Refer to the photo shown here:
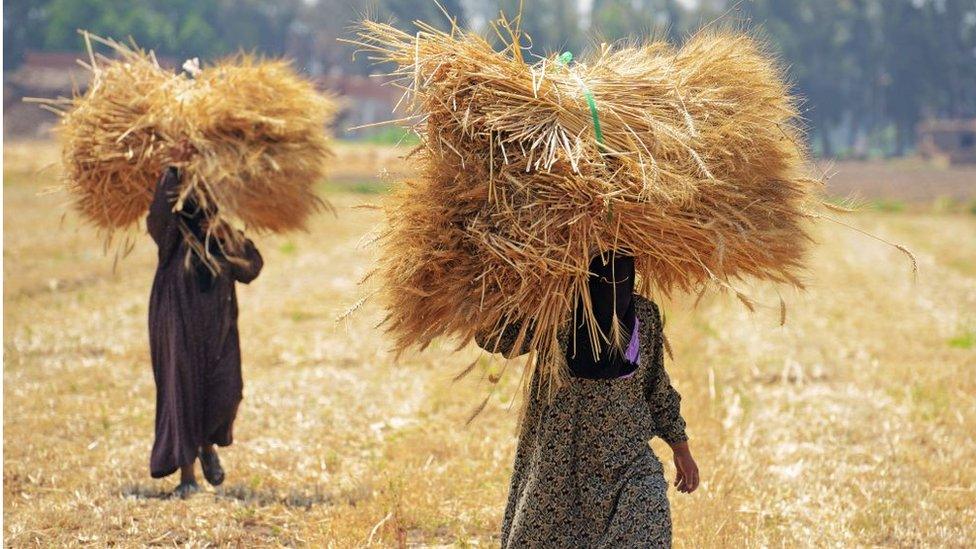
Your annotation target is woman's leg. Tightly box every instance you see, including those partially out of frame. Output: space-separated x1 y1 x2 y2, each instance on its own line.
180 462 196 484
173 460 200 499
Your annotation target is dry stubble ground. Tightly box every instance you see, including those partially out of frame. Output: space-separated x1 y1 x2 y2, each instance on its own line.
3 141 975 547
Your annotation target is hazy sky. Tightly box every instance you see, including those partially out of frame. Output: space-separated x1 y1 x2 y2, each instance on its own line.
577 0 700 11
461 0 702 29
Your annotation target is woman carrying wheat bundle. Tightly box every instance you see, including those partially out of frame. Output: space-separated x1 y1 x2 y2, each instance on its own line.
350 13 834 546
145 162 264 497
476 252 698 546
33 34 334 497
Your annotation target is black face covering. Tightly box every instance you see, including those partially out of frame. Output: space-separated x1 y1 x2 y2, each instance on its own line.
180 203 204 242
175 183 222 288
566 252 637 379
179 195 215 246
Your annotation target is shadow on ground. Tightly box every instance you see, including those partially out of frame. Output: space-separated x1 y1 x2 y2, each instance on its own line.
120 482 337 509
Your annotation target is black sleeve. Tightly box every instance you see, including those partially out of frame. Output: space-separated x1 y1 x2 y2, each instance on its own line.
474 318 535 359
227 238 264 284
146 168 181 245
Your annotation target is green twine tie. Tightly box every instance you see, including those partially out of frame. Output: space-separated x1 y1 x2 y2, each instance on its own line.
558 51 613 221
558 51 604 148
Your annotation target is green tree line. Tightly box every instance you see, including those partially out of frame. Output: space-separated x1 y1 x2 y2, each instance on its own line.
4 0 975 156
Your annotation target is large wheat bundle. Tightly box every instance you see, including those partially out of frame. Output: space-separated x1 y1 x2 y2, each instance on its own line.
352 18 824 386
174 56 336 233
39 35 181 231
35 33 335 241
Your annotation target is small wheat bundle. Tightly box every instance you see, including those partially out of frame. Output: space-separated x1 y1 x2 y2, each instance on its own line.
33 32 335 245
350 17 829 388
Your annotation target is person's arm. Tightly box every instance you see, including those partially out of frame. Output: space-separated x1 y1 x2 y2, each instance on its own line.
645 311 687 444
474 318 535 358
227 238 263 284
146 168 181 246
642 300 699 493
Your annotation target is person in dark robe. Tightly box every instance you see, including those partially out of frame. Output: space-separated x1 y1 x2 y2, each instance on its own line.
476 252 699 546
146 167 263 498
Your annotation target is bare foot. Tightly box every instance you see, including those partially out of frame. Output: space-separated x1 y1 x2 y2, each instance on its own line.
172 480 200 499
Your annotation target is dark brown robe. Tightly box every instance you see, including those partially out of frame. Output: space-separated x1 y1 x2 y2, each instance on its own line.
146 168 263 478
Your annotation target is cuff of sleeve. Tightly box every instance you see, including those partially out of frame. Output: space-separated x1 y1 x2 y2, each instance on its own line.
658 427 688 446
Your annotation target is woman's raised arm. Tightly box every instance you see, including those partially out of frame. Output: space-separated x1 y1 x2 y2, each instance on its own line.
147 168 181 248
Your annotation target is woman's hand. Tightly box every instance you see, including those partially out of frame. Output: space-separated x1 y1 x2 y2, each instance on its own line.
669 441 699 493
171 139 196 163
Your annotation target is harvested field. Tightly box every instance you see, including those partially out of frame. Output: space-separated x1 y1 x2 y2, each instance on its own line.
3 140 975 546
825 159 976 207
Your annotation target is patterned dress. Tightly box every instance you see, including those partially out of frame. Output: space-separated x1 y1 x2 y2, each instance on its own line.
499 296 687 548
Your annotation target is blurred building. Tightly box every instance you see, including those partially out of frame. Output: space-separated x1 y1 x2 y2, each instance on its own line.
917 118 976 165
316 72 401 138
3 50 178 138
4 50 400 139
4 51 86 137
